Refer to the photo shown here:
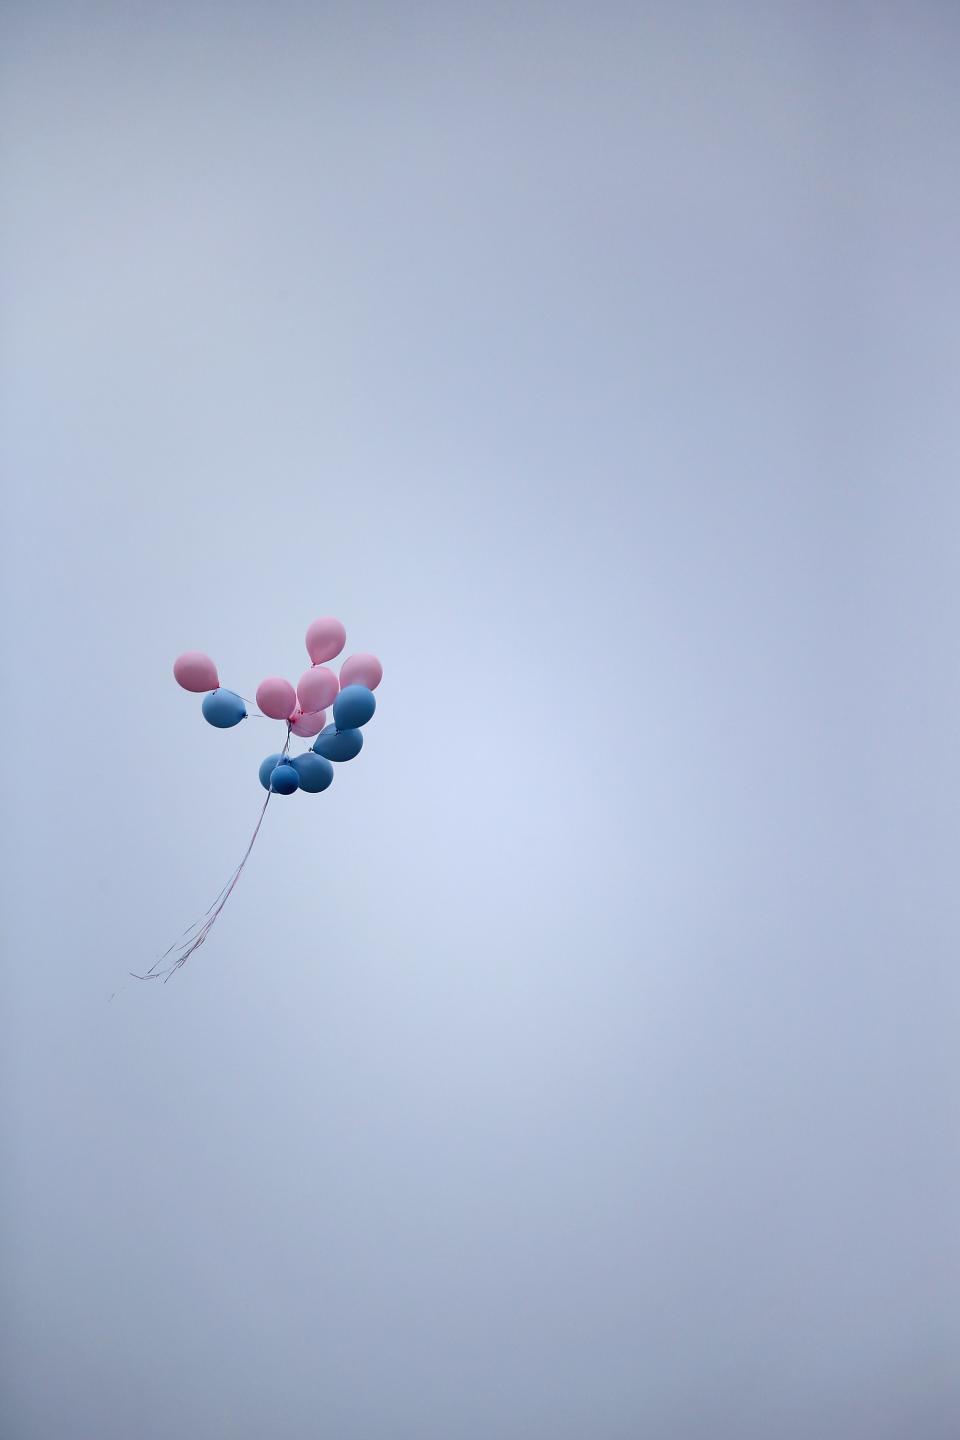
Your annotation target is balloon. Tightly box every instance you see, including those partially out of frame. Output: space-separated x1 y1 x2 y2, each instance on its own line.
313 725 363 762
305 616 346 665
256 677 297 720
173 652 219 693
297 666 339 713
258 753 285 790
339 653 383 691
333 684 376 730
270 763 300 795
291 753 334 793
159 609 385 979
290 708 327 738
201 689 246 728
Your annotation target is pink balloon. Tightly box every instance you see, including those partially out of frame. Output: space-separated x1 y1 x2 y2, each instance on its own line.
290 707 327 737
256 677 297 720
339 653 383 691
297 666 339 713
305 616 346 665
173 651 219 693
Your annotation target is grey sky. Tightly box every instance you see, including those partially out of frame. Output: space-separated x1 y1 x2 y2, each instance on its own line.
1 3 959 1436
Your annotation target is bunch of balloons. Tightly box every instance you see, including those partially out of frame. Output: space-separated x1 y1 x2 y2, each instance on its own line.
136 616 381 983
172 615 382 797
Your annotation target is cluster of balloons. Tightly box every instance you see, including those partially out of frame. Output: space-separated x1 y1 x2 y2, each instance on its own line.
173 616 382 797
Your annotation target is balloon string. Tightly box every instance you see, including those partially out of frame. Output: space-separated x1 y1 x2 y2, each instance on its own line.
237 695 280 720
133 726 291 983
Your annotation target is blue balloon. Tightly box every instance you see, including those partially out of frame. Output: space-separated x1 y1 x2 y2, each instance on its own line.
291 753 334 793
258 753 285 790
333 684 376 730
313 725 363 762
270 763 300 795
202 689 246 729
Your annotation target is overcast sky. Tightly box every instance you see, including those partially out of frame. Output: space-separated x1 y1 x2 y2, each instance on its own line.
1 3 959 1437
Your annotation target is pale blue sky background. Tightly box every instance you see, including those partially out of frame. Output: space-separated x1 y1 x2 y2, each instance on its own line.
1 3 959 1436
